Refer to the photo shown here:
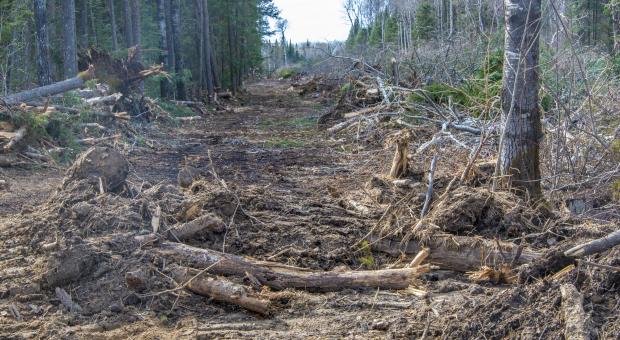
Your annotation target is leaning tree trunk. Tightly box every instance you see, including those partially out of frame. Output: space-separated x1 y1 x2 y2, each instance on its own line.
62 0 78 79
499 0 543 199
34 0 52 86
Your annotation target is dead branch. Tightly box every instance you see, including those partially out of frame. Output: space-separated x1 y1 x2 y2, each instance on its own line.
564 230 620 257
420 155 438 218
167 214 225 241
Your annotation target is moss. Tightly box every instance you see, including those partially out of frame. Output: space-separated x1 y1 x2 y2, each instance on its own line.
278 67 298 79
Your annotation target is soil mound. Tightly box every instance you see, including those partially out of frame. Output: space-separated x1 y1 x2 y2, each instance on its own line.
63 146 129 192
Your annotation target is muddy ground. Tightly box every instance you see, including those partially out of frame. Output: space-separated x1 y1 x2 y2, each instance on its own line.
0 80 618 339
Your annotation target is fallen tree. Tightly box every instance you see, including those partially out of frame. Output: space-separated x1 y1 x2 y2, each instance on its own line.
156 241 429 291
1 67 95 106
369 234 542 272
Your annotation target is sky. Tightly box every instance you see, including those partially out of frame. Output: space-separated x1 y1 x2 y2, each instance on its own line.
271 0 351 43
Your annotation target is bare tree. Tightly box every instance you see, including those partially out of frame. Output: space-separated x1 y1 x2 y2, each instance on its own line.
498 0 543 199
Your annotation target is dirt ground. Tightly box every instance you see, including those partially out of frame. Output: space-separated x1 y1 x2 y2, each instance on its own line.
1 80 618 339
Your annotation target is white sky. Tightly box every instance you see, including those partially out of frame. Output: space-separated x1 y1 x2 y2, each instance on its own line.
271 0 351 43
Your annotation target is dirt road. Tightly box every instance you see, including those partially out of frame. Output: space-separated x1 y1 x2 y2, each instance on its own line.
0 80 472 339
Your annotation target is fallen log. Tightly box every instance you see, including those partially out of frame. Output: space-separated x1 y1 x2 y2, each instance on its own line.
1 66 95 105
170 266 271 315
369 234 542 272
167 214 224 241
157 241 429 291
560 283 590 340
564 230 620 258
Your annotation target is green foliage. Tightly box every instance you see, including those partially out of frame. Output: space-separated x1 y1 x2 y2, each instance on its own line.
278 67 298 79
358 240 375 267
413 2 436 40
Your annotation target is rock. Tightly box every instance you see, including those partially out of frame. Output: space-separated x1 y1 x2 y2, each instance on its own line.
0 179 9 190
71 201 95 219
178 165 201 188
63 146 129 192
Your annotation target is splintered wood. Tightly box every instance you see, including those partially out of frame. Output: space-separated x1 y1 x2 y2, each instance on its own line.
389 131 410 179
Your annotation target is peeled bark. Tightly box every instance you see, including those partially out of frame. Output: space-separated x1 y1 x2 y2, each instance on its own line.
62 0 78 79
34 0 52 86
499 0 543 198
157 242 429 291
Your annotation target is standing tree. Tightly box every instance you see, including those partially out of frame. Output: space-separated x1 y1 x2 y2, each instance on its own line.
108 0 119 50
79 0 89 48
34 0 52 86
62 0 78 78
123 0 133 47
498 0 543 199
202 0 215 100
130 0 141 62
157 0 170 97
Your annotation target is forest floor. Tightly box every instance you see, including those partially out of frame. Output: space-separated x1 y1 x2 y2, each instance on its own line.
0 80 618 339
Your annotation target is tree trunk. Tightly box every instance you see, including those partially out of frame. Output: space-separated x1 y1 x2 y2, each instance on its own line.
34 0 52 86
203 0 215 101
62 0 79 79
499 0 543 199
108 0 119 50
170 0 185 99
80 0 89 49
157 241 429 291
195 0 205 89
122 0 133 47
157 0 170 98
130 0 141 62
2 67 95 105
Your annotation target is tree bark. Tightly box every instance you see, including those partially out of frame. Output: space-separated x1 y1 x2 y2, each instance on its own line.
564 230 620 258
170 0 185 99
80 0 89 48
170 266 271 315
202 0 215 100
108 0 119 50
62 0 79 79
34 0 52 86
156 241 429 291
157 0 170 97
369 234 542 272
130 0 141 63
499 0 543 199
1 67 95 105
195 0 205 89
122 0 133 47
